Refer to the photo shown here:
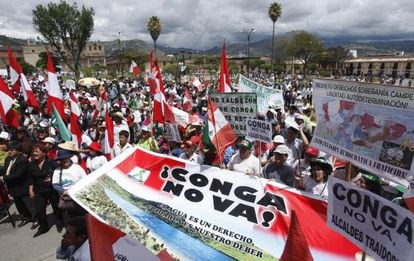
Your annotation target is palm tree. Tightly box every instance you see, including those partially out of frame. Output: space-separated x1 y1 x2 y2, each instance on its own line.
147 16 162 58
268 2 282 80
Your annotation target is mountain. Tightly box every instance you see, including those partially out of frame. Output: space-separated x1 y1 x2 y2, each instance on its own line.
2 33 414 58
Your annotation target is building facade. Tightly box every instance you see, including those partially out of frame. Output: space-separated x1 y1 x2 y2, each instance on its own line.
344 56 414 78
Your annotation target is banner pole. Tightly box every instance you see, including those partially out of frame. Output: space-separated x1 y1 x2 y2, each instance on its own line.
346 162 352 182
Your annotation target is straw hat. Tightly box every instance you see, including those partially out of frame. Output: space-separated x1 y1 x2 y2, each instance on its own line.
57 141 78 152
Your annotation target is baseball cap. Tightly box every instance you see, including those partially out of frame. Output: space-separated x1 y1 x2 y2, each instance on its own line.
42 137 56 145
274 145 289 155
273 135 285 144
305 146 319 157
239 140 253 150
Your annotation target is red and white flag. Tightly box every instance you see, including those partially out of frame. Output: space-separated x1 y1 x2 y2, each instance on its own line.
206 98 236 157
218 43 232 93
7 47 40 110
192 77 203 92
69 91 83 148
0 76 20 128
46 52 66 121
129 60 140 76
86 214 170 261
182 89 193 112
104 111 114 160
150 61 175 124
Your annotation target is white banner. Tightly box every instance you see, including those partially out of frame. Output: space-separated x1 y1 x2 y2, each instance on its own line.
328 177 414 261
165 123 181 143
210 92 257 134
245 119 272 143
312 79 414 186
238 75 284 113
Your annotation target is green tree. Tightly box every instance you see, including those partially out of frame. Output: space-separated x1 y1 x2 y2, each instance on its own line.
33 0 94 78
120 50 147 73
147 16 162 57
287 31 323 78
268 2 282 76
18 59 36 75
36 51 59 69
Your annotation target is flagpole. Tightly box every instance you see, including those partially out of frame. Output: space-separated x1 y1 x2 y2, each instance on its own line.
207 98 224 166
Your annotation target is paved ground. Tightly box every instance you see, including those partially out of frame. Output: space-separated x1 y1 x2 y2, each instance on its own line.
0 203 63 261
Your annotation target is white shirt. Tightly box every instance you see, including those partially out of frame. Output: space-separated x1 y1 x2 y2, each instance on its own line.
113 143 133 157
113 121 130 144
179 152 203 165
228 153 260 176
52 164 87 190
303 176 328 198
86 155 108 172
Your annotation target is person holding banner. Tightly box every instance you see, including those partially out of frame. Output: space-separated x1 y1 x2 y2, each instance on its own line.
228 140 260 176
179 140 203 165
296 158 332 198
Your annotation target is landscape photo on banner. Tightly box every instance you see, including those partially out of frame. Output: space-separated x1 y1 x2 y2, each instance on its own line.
69 147 359 261
238 75 284 113
328 177 414 261
210 92 257 134
311 79 414 186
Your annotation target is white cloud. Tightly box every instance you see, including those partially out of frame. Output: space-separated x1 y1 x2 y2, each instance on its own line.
0 0 413 49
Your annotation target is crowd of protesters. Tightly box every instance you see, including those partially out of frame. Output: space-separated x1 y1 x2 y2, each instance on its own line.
0 72 409 259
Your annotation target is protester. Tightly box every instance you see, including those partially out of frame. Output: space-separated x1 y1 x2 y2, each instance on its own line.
228 140 260 176
179 140 203 164
0 141 36 228
113 130 133 157
262 145 295 186
296 157 332 198
30 143 63 237
137 126 159 152
56 216 90 260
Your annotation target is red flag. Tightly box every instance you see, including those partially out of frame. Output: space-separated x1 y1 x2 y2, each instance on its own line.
129 60 140 75
182 89 193 112
46 52 66 121
192 77 203 92
0 76 20 128
218 43 232 93
86 214 160 261
8 47 40 110
7 47 21 93
152 65 176 124
280 211 314 261
70 114 83 148
104 111 114 160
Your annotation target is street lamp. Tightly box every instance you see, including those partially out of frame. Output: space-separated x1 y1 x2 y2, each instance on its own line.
241 28 255 77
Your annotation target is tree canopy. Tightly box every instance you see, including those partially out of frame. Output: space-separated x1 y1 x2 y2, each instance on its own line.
147 16 162 55
287 31 324 77
33 0 94 78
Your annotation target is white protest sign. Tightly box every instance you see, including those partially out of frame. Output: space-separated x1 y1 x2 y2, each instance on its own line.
328 177 414 261
165 123 181 143
172 107 189 126
238 74 284 113
245 119 272 143
209 92 257 134
312 79 414 186
113 235 158 261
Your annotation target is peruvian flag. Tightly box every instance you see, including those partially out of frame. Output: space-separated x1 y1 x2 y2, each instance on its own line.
129 60 140 75
7 47 40 110
203 98 236 158
46 52 66 121
0 76 20 128
69 91 83 148
218 43 232 93
104 111 114 160
151 62 175 124
192 77 203 92
86 214 171 261
182 89 193 112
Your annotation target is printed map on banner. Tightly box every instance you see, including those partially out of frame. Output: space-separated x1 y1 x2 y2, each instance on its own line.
210 92 257 134
312 79 414 186
69 147 359 261
328 177 414 261
238 75 284 113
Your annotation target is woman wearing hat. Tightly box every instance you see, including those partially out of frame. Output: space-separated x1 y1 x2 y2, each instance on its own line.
86 142 107 173
30 143 63 237
296 157 332 198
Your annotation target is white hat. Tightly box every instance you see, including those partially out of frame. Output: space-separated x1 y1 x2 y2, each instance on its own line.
274 145 290 155
42 137 56 144
141 125 150 132
295 113 305 121
39 120 49 128
273 135 285 144
112 111 124 120
0 131 10 140
285 119 300 131
202 107 207 112
269 109 277 115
